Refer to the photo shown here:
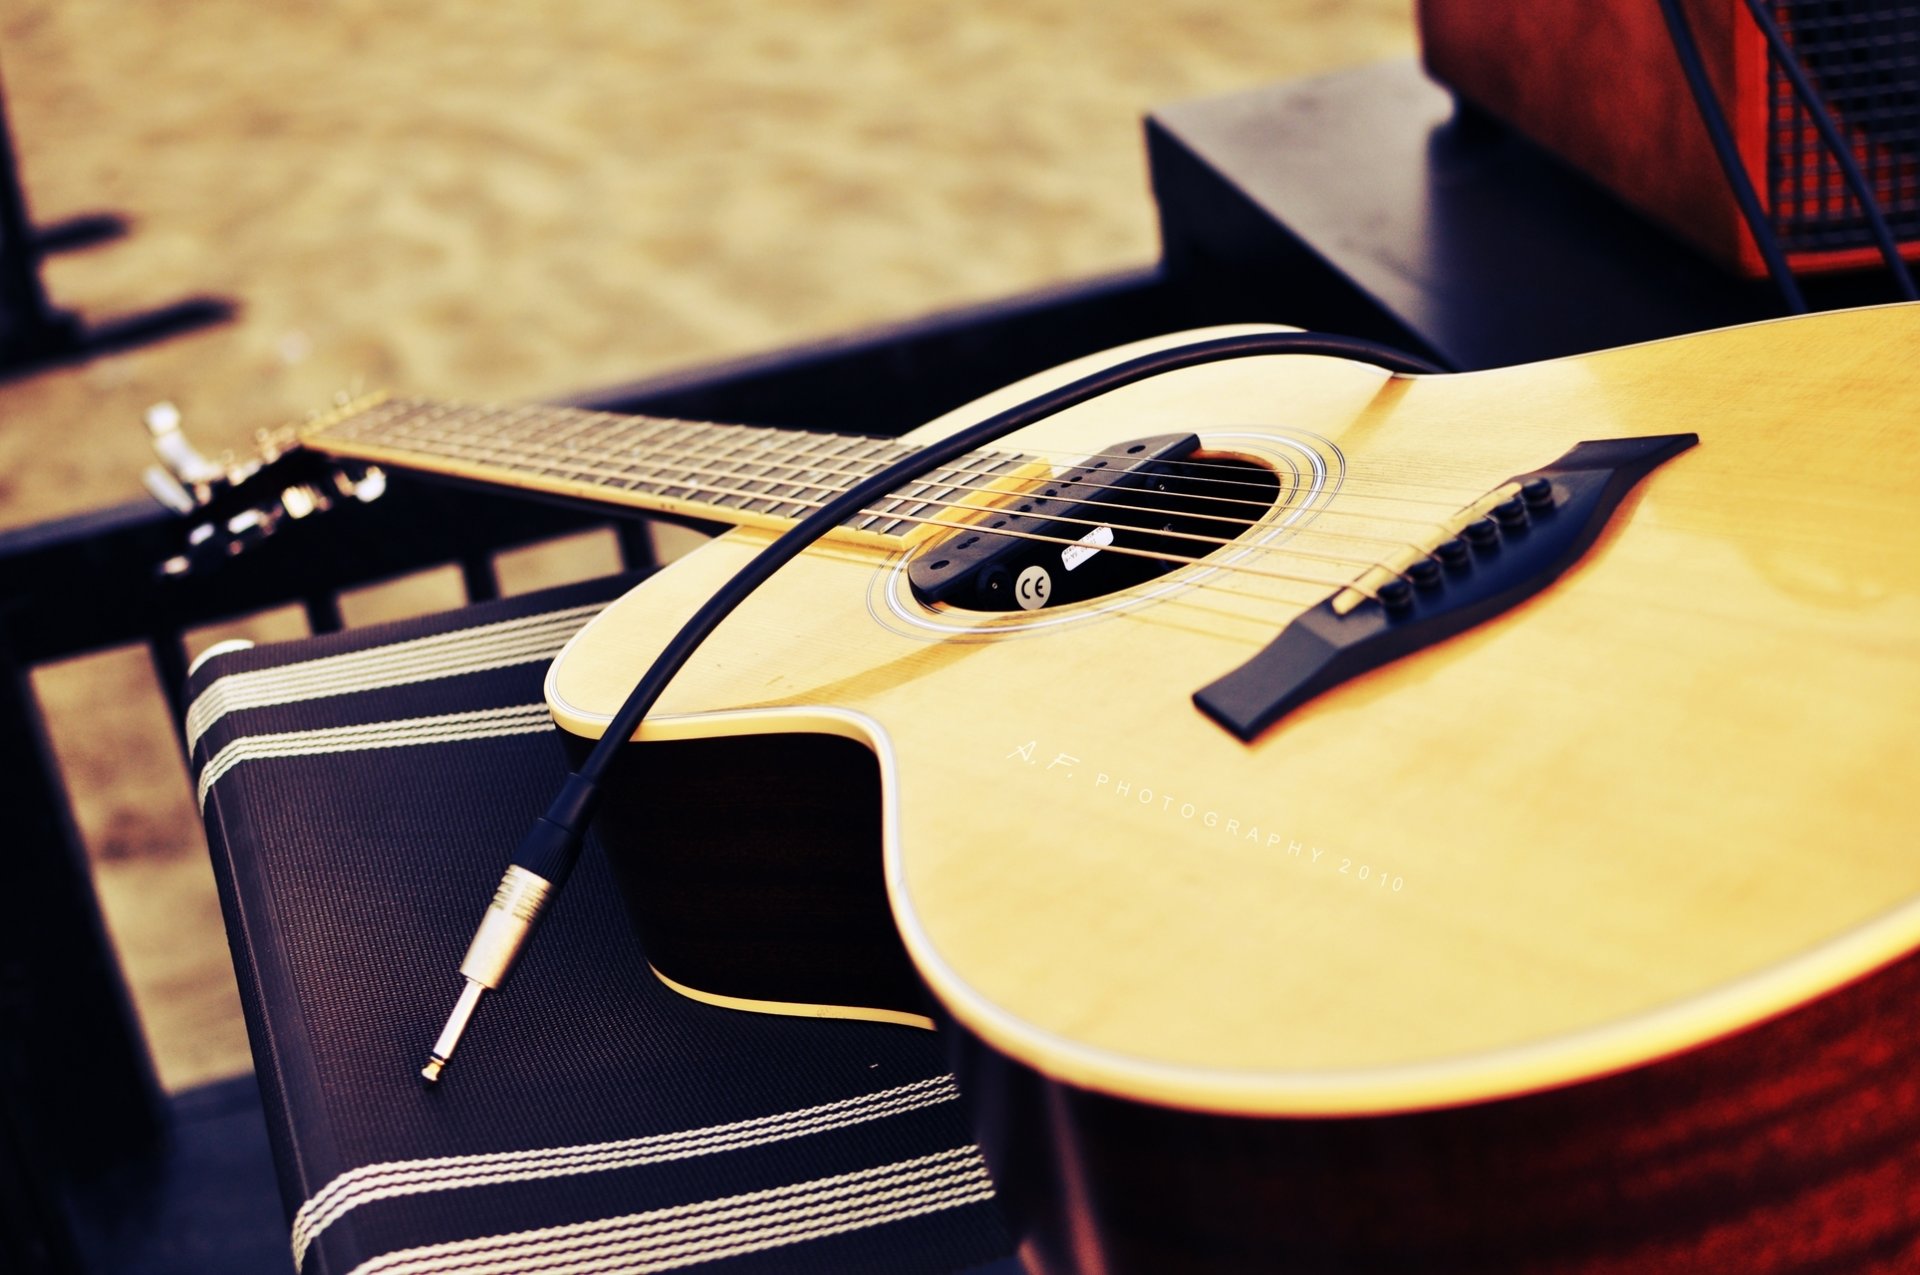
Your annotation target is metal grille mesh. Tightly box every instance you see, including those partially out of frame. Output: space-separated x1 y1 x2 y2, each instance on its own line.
1767 1 1920 252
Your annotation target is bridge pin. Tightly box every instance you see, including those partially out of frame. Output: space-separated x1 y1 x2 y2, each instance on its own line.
1378 579 1414 611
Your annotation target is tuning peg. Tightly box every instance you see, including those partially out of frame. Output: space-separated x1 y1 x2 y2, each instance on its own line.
145 398 378 576
144 400 228 493
282 484 326 519
145 401 182 438
348 466 386 504
143 465 197 515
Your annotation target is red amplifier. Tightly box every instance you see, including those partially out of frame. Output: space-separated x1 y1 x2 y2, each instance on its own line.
1418 0 1920 277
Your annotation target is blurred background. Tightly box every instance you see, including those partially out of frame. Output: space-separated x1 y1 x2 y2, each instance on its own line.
0 0 1412 1091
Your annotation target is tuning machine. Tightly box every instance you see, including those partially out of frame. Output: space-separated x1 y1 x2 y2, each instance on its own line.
144 399 385 577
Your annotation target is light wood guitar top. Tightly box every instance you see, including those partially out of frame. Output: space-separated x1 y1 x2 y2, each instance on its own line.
546 306 1920 1115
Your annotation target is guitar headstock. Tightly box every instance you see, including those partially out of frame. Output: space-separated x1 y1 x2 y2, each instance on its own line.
145 395 389 577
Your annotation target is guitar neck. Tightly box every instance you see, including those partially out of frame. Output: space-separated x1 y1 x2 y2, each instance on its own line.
300 395 1037 549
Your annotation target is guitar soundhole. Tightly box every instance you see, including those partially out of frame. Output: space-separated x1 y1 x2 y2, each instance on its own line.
924 454 1283 613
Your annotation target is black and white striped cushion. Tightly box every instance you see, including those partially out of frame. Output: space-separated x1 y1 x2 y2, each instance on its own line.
191 573 1014 1275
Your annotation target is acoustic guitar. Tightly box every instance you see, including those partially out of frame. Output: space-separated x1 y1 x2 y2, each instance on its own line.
293 306 1920 1272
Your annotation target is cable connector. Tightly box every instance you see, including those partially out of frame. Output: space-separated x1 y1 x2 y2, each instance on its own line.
421 863 555 1083
421 775 598 1083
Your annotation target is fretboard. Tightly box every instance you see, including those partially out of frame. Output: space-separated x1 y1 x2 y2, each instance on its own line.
302 395 1039 546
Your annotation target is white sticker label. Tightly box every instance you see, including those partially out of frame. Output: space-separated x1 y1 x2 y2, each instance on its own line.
1015 565 1053 610
1061 524 1115 572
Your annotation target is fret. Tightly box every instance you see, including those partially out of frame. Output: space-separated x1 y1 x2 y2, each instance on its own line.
464 404 537 445
530 424 864 502
857 465 977 536
794 441 871 495
587 415 676 457
396 412 821 500
769 499 812 521
780 431 842 456
519 406 586 438
787 431 857 460
859 440 915 464
802 435 879 480
497 403 550 434
305 397 1037 541
539 424 590 453
655 466 699 500
572 426 676 473
703 445 765 478
726 485 775 510
386 403 453 441
897 478 948 524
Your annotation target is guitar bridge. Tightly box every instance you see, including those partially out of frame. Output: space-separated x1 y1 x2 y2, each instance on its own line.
1194 433 1698 742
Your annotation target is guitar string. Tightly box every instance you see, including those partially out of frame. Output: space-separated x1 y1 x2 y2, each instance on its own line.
316 407 1547 608
567 415 1489 505
328 429 1516 601
371 430 1445 580
334 399 1509 507
312 423 1380 602
463 422 1464 531
308 406 1580 614
729 498 1368 605
330 434 1470 611
397 432 1454 570
336 411 1501 550
638 423 1480 508
923 442 1484 504
348 412 1479 555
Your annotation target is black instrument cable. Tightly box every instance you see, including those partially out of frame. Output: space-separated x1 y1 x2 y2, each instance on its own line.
1737 0 1918 302
1660 0 1919 311
1656 0 1808 313
422 328 1443 1081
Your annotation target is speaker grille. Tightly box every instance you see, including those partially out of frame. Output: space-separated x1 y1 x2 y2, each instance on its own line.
1768 0 1920 252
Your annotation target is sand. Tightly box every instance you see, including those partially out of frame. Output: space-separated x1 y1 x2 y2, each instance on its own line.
0 0 1414 1089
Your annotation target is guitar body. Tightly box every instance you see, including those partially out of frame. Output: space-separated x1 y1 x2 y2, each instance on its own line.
545 307 1920 1270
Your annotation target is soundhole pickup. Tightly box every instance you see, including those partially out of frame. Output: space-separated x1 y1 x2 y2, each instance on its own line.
1193 434 1699 742
907 433 1282 612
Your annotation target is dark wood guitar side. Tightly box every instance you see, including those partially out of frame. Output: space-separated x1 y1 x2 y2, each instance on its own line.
948 950 1920 1274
